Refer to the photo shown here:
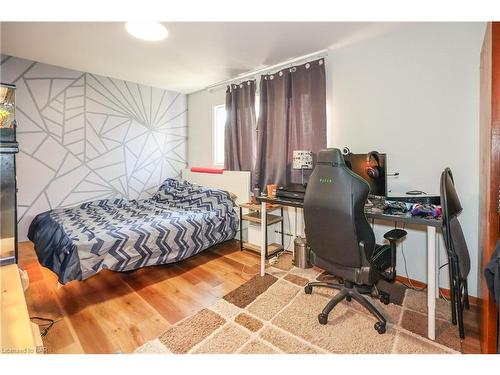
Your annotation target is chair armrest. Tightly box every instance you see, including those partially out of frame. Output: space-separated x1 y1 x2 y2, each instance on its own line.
384 229 407 242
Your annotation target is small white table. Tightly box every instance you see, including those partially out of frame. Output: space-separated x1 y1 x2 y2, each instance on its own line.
257 196 443 341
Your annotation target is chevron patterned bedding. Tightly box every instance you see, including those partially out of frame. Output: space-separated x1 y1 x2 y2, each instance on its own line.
28 178 239 284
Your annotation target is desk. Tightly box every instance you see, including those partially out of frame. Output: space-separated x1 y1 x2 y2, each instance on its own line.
256 196 442 341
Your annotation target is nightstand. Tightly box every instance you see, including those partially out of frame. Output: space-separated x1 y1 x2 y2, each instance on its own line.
238 202 284 258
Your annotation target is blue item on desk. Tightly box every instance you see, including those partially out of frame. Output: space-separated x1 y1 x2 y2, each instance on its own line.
410 203 441 219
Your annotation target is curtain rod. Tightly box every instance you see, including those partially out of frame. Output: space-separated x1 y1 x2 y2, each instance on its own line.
204 49 328 92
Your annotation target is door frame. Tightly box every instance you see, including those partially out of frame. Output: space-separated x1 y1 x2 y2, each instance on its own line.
479 22 500 354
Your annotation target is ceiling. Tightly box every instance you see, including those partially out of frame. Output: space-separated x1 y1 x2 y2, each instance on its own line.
1 22 400 94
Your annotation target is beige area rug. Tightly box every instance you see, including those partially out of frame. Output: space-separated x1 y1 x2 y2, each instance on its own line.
135 254 460 354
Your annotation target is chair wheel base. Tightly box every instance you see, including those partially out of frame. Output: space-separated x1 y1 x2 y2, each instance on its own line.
379 293 390 305
345 295 352 302
374 322 386 334
304 285 312 294
318 313 328 325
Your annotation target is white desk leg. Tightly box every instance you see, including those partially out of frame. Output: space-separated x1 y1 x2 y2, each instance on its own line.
427 225 436 340
260 201 267 276
436 234 440 297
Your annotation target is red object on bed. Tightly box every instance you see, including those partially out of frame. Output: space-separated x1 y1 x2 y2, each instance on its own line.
190 167 224 174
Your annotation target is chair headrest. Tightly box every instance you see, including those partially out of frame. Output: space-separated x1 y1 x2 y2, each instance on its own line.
317 148 345 166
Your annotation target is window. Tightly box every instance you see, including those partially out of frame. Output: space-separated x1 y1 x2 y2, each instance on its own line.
213 104 226 167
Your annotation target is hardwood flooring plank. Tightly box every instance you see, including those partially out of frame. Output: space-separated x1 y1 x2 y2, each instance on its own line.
123 279 187 324
24 279 77 353
175 260 225 287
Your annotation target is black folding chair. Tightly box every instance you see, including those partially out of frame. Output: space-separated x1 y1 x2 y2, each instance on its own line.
440 168 471 338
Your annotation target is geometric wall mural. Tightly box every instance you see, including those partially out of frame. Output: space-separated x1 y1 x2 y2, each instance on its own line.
0 55 187 240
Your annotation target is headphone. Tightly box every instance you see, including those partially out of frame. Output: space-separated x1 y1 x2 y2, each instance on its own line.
366 151 381 179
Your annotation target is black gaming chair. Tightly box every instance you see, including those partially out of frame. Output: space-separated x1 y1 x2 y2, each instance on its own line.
440 168 471 338
303 148 407 334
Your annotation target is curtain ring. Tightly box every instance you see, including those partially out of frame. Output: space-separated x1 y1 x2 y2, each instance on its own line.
240 84 243 88
290 67 297 73
270 75 274 80
305 63 310 69
278 71 283 77
319 59 324 65
247 81 251 85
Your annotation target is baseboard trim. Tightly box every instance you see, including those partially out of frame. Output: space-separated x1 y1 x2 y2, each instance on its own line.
395 275 479 306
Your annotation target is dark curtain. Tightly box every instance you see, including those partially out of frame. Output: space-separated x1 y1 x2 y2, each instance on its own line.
224 80 256 173
255 59 327 188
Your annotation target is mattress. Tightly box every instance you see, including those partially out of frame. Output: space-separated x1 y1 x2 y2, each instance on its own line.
28 178 239 284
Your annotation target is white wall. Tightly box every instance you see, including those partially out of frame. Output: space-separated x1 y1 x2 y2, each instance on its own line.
187 23 486 296
327 23 485 296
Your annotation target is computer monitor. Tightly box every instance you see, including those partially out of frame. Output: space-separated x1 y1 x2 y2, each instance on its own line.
344 152 387 197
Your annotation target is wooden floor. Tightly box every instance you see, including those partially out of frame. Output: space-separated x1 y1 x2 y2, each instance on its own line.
461 306 481 354
19 240 261 354
19 240 481 354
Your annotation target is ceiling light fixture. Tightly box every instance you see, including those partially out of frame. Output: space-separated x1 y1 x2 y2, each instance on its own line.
125 22 168 41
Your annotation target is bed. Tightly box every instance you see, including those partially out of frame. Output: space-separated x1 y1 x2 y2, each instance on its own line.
28 178 239 284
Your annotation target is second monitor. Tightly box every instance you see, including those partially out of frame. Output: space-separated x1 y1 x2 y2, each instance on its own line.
344 152 387 197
